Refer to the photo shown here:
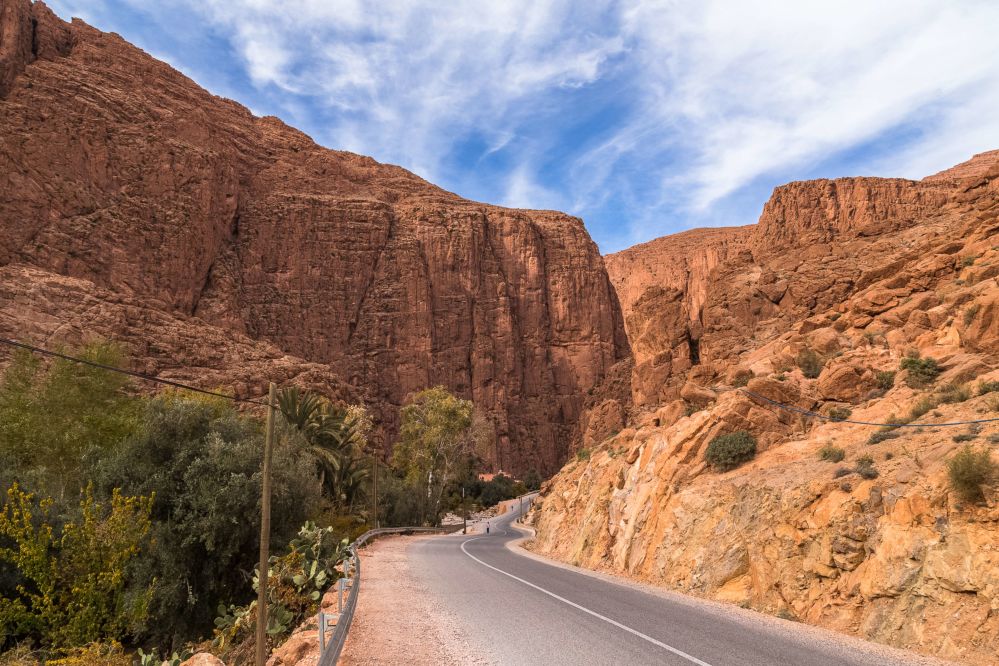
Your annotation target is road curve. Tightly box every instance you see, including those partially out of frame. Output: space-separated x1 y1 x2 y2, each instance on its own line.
408 498 933 666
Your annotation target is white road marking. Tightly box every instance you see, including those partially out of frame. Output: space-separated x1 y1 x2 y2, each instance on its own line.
460 535 713 666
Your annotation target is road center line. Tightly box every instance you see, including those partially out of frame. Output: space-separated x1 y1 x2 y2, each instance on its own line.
460 536 713 666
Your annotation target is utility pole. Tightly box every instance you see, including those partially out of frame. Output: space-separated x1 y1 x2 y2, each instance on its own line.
255 382 277 666
462 486 467 535
372 452 380 529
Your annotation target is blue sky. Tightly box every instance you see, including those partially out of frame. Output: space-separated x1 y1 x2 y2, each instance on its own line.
47 1 999 253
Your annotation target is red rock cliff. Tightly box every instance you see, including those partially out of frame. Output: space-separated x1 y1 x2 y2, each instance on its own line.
0 0 628 474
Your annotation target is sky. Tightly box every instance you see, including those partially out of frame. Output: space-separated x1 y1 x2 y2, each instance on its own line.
46 1 999 253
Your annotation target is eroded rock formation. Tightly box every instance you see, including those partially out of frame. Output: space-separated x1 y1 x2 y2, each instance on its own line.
532 151 999 663
0 0 628 474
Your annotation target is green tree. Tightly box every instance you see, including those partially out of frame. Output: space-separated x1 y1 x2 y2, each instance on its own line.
87 392 320 649
392 387 478 525
277 387 363 502
0 483 153 650
0 343 140 499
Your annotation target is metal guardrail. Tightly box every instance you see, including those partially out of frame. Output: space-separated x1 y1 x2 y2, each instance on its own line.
316 525 463 665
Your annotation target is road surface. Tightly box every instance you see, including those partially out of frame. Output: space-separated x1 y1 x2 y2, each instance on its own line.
409 497 935 666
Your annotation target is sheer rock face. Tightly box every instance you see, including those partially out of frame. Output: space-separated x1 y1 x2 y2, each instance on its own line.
534 152 999 662
0 0 628 474
605 227 750 408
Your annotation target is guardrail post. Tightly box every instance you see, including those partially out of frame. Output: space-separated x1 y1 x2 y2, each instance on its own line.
319 611 326 653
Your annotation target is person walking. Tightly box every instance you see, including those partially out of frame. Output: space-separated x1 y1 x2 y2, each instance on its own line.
486 523 490 534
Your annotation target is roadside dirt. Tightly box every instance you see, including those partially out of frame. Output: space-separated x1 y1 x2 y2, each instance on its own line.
339 535 491 665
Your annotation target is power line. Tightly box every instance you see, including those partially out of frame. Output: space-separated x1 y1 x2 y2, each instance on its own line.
738 387 999 428
0 338 268 406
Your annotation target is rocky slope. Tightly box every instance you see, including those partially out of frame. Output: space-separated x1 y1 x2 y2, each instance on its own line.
0 0 628 473
531 151 999 663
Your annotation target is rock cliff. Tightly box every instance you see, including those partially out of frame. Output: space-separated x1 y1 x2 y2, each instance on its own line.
532 151 999 663
0 0 628 474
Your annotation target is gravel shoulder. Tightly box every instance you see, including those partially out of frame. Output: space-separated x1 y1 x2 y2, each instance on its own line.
339 535 492 665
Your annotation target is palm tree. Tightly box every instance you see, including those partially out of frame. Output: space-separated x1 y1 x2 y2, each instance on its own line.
277 387 360 500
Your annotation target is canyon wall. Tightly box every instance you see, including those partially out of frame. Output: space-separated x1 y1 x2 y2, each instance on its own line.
0 0 628 474
532 152 999 663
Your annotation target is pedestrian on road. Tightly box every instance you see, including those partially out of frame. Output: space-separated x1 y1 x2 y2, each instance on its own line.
486 523 490 534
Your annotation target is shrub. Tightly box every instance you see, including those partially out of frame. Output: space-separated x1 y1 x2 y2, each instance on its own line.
855 456 878 479
705 431 757 471
213 522 350 662
868 431 899 445
953 433 977 443
576 448 591 462
0 342 141 498
900 356 941 388
684 403 700 417
0 483 153 649
732 370 753 388
818 445 845 462
87 393 321 648
774 373 787 382
45 642 132 666
947 445 996 503
938 383 971 404
978 381 999 396
522 469 542 491
796 349 824 379
908 396 938 421
963 303 981 326
827 407 852 422
833 467 852 479
875 370 896 391
961 255 977 267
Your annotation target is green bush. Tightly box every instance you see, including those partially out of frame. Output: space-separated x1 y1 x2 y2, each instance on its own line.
576 448 591 462
947 446 996 503
0 343 141 498
0 483 153 650
88 393 321 648
827 407 852 421
953 433 977 443
818 445 845 462
855 456 878 479
900 356 941 388
833 467 852 479
796 349 824 379
875 370 896 391
978 381 999 395
868 430 899 445
522 470 542 491
732 370 753 388
705 431 757 471
213 522 350 662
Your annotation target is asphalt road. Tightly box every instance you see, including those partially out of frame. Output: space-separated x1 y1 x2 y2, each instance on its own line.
409 498 931 666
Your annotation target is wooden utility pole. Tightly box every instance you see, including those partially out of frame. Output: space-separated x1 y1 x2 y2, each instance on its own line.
255 382 277 666
371 453 379 529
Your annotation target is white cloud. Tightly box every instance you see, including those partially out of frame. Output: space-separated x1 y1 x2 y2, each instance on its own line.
615 0 999 211
46 0 999 248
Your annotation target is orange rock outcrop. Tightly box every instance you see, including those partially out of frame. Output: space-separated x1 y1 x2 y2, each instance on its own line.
533 151 999 663
0 0 628 474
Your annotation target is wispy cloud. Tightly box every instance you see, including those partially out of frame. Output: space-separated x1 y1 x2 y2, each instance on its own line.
45 0 999 251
